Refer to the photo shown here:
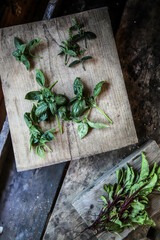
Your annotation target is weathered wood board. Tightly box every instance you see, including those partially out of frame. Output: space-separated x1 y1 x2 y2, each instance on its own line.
43 140 160 240
0 7 137 171
72 140 160 239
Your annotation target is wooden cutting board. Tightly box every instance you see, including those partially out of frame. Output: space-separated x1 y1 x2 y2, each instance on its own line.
72 140 160 240
0 7 137 171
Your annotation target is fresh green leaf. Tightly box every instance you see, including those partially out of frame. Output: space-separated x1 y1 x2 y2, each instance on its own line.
35 101 48 117
69 60 81 67
138 152 149 182
21 54 30 70
58 106 70 121
93 81 106 98
36 145 45 158
28 38 41 50
73 77 84 97
87 120 110 129
72 99 88 117
48 102 57 116
84 31 97 40
36 69 45 87
67 50 77 57
24 113 32 128
18 44 27 54
55 94 68 106
14 37 23 49
25 91 42 100
81 56 92 62
77 122 88 139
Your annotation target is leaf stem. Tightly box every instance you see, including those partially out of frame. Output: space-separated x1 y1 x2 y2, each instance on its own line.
43 144 52 152
56 114 63 134
94 105 113 124
48 81 58 90
29 52 42 59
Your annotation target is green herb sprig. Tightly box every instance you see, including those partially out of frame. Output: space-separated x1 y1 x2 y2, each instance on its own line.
24 112 56 158
25 69 68 134
58 18 96 70
12 37 42 70
69 78 112 138
79 153 160 238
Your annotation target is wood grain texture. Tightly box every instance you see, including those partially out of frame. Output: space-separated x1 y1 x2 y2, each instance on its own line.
43 141 159 240
0 7 137 171
72 140 160 240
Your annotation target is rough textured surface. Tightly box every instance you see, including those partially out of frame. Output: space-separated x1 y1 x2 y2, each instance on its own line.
0 145 67 240
0 7 137 171
43 143 139 240
72 141 160 240
116 0 160 144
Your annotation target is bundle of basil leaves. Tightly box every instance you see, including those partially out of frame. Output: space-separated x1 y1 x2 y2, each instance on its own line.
82 152 160 238
12 37 42 70
24 70 112 157
58 18 96 70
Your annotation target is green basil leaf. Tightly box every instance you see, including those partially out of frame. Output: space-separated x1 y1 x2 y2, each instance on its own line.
36 69 45 87
55 94 68 106
36 145 45 158
87 120 110 129
84 31 97 40
25 91 42 100
93 81 106 98
12 50 21 57
28 38 41 50
73 77 84 97
58 106 70 121
78 122 88 139
81 56 92 62
59 45 66 53
14 37 23 49
41 131 55 142
24 112 32 128
18 44 27 54
35 101 48 117
30 104 38 123
67 50 77 57
72 99 88 117
48 102 57 116
69 60 81 68
20 55 30 70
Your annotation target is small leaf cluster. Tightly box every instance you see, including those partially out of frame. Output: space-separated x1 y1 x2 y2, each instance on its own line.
24 69 69 157
58 18 96 70
24 112 56 158
12 37 42 70
85 153 160 237
70 78 112 138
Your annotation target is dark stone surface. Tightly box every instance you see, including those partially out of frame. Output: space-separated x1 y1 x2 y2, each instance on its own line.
0 145 67 240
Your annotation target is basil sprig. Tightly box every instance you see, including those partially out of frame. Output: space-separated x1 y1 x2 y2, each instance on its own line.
24 112 56 158
82 153 160 238
58 18 96 70
25 69 68 134
12 37 42 70
69 78 112 138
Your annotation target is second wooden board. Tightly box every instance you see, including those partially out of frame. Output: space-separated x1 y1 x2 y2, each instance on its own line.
0 8 137 171
72 140 160 239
